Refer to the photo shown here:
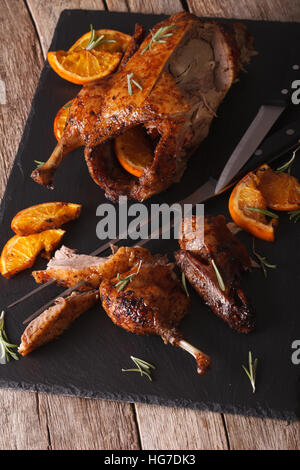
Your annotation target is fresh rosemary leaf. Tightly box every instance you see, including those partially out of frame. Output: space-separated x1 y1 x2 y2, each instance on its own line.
181 272 189 297
140 25 178 55
252 240 276 278
276 145 300 174
211 259 225 292
0 311 19 365
63 101 73 109
115 260 142 292
122 356 156 381
86 24 116 51
242 351 258 393
288 209 300 223
34 160 45 169
127 73 142 96
246 207 279 218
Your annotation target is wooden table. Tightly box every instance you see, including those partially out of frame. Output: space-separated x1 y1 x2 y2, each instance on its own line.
1 0 300 450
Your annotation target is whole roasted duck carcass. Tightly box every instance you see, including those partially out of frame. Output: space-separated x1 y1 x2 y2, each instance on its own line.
175 215 255 333
32 12 256 201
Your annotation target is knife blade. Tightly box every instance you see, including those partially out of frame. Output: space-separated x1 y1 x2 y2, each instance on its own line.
215 57 300 194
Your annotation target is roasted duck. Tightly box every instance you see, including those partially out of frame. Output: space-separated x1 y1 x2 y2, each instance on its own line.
99 252 210 374
32 12 256 201
175 215 255 333
18 290 99 356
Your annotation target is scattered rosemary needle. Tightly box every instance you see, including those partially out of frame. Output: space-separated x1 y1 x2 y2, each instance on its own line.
181 272 189 297
242 351 258 393
276 145 300 174
34 160 45 169
127 72 143 96
122 356 156 381
288 209 300 223
63 101 73 109
140 24 178 55
246 207 279 219
0 311 19 364
211 259 225 292
252 239 276 278
85 24 116 51
114 260 142 292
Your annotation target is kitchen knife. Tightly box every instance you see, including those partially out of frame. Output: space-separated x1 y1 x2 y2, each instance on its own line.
19 119 300 323
215 59 300 194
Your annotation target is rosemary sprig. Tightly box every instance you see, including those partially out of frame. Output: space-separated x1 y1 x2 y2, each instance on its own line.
114 260 142 292
34 160 45 169
211 259 225 292
252 240 276 278
0 311 19 364
140 25 178 55
242 351 258 393
288 209 300 223
181 272 189 297
122 356 156 381
127 73 143 96
276 145 300 174
63 101 73 109
246 207 279 219
85 24 116 50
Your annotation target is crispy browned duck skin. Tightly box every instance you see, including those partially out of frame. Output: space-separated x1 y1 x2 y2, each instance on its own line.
18 290 99 356
100 262 210 374
175 215 254 333
31 12 256 201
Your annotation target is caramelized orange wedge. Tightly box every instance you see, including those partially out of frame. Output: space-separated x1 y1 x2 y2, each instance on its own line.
47 27 130 84
256 165 300 211
0 229 65 278
53 100 73 141
229 167 278 242
115 127 154 177
11 202 81 236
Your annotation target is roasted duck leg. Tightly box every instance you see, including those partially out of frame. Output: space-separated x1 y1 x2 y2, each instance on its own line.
175 215 254 333
32 12 256 201
99 258 211 374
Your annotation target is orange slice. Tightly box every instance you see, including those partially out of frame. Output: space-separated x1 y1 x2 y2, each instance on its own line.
0 229 65 278
47 27 130 85
115 127 154 177
53 100 73 141
229 168 278 242
11 202 81 236
256 165 300 211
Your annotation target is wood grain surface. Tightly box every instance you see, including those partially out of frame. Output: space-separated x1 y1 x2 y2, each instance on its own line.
0 0 299 450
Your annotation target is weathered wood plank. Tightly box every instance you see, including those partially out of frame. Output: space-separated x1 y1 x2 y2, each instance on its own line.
0 389 49 449
38 394 140 450
224 414 300 450
136 404 228 450
0 0 44 200
106 0 183 14
26 0 105 57
187 0 300 21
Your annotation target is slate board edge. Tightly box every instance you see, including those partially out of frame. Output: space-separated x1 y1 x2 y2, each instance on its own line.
0 379 297 422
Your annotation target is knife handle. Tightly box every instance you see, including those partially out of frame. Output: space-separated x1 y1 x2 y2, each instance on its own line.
265 58 300 107
231 119 300 182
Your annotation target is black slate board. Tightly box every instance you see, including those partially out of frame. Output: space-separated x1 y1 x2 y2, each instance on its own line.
1 10 300 420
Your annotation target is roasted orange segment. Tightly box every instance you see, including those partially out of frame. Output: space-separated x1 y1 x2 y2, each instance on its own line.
47 27 130 84
0 229 65 278
256 165 300 211
115 127 154 177
53 100 73 141
229 168 278 242
11 202 81 236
